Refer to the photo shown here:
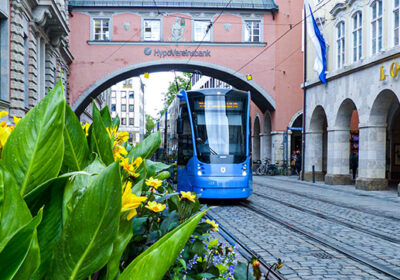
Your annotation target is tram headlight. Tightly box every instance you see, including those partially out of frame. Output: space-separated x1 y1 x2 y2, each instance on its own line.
242 171 247 176
197 170 202 176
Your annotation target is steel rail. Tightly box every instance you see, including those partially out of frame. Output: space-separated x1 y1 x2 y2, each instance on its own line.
253 192 400 244
240 201 400 280
205 213 286 280
253 181 400 222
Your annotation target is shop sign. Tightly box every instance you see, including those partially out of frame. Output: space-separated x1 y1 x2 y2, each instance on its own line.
144 47 211 58
380 62 400 81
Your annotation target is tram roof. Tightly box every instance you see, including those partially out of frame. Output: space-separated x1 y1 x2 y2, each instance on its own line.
68 0 278 11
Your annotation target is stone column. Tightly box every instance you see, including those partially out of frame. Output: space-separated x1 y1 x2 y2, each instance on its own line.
356 124 388 190
325 129 353 185
304 130 325 181
271 131 284 164
260 132 271 161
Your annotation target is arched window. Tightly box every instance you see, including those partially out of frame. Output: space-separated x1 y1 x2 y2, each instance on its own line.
394 0 400 46
371 0 383 54
336 21 345 68
352 12 362 62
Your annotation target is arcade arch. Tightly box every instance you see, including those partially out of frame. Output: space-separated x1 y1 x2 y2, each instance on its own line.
305 105 328 182
261 112 272 161
253 116 261 162
71 60 276 117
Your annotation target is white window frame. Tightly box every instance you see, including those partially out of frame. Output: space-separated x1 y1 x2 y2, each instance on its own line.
193 20 212 42
336 21 346 69
352 11 362 62
394 0 400 47
371 0 383 55
92 18 111 41
143 19 161 41
244 20 261 42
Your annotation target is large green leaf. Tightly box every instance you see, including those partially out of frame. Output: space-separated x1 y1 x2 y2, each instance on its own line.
105 216 134 280
145 160 171 178
119 209 208 280
100 105 112 128
112 115 120 130
13 232 41 280
46 162 122 280
62 105 90 172
30 177 68 280
0 209 42 280
0 168 32 251
89 103 114 166
1 78 65 196
128 131 161 161
62 158 105 224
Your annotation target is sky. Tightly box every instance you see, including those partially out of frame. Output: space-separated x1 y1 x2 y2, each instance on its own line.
140 71 182 119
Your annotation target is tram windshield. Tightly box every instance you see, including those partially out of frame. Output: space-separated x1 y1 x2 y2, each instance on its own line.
188 90 248 164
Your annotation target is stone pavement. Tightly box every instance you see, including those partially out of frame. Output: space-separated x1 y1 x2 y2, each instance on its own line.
208 176 400 280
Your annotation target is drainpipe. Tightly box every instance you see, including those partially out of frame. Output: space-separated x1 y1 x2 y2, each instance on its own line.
301 5 307 181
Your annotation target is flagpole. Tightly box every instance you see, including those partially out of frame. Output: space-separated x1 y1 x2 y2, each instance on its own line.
301 3 307 181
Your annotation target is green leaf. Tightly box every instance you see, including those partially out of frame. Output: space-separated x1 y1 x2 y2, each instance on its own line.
46 162 122 280
233 262 255 280
100 106 113 128
13 232 41 280
62 105 90 172
207 239 218 249
128 131 161 161
0 169 32 251
155 171 170 180
89 103 114 166
105 217 134 280
30 177 68 280
160 210 179 234
119 209 208 280
1 78 65 196
0 209 42 280
112 115 120 130
145 160 171 178
62 158 105 223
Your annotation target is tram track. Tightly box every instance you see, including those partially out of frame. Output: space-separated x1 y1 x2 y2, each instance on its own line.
253 180 400 222
239 200 400 280
205 213 286 280
252 191 400 244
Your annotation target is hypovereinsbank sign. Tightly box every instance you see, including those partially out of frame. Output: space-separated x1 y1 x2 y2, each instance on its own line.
144 47 211 58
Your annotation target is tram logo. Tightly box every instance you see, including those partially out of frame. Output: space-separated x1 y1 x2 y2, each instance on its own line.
221 167 226 173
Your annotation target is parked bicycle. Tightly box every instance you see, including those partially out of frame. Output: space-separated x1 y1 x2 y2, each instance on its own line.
256 158 280 176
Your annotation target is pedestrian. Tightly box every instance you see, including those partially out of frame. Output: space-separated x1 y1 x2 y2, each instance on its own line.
295 150 302 175
291 151 297 174
350 151 358 180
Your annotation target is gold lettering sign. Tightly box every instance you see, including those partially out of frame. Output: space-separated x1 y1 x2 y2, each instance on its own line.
380 65 387 81
391 62 399 78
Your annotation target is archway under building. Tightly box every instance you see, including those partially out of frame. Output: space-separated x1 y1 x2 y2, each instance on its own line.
325 99 358 185
253 116 261 162
71 60 276 117
306 105 327 182
262 112 272 161
357 89 398 190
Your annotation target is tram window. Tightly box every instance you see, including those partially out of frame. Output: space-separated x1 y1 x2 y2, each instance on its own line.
178 105 193 165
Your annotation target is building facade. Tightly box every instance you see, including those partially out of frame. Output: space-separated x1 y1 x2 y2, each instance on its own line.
68 0 304 166
304 0 400 193
0 0 72 120
108 78 145 144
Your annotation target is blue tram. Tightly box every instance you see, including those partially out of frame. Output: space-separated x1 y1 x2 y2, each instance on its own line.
162 88 252 199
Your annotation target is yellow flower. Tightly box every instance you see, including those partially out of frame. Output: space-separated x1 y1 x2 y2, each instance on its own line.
116 131 129 144
180 191 196 203
106 126 118 139
145 201 166 213
13 116 21 125
0 126 12 149
113 143 128 161
121 181 147 220
0 111 8 119
81 122 90 136
132 157 143 169
205 219 219 232
145 177 163 189
119 157 140 178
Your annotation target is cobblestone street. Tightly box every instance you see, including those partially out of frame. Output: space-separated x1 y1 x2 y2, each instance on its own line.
209 176 400 279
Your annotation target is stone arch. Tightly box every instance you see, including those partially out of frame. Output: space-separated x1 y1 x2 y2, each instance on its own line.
261 111 272 160
305 105 328 181
288 110 303 128
334 98 358 129
369 89 399 125
253 116 261 162
71 59 276 116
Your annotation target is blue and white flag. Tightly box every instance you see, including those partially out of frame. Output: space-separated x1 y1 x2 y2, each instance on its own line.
304 0 327 84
